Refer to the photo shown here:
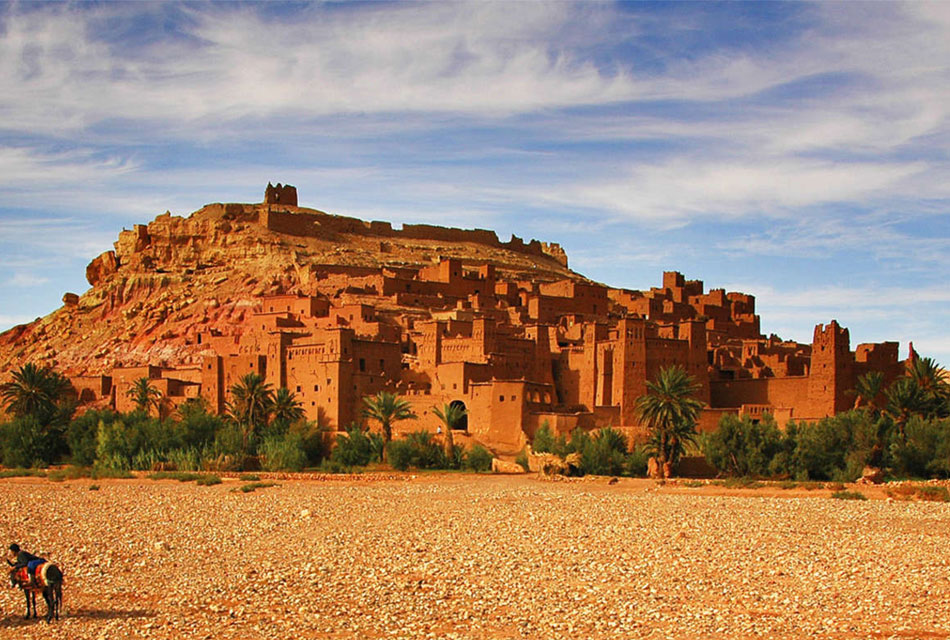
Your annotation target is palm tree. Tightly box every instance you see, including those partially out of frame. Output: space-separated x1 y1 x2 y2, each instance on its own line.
885 377 926 443
432 402 467 461
0 363 72 424
907 357 949 418
127 377 162 415
272 387 305 428
227 373 275 453
363 391 416 462
852 371 885 416
634 366 705 479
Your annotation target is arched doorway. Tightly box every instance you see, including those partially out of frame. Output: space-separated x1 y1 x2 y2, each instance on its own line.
450 400 468 431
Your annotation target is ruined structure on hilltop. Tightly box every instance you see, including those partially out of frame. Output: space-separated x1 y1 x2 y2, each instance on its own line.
0 185 907 453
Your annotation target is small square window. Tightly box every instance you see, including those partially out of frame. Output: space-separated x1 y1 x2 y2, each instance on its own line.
499 395 504 402
296 385 301 393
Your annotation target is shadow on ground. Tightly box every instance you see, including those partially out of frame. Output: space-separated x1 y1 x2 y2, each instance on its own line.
0 607 154 627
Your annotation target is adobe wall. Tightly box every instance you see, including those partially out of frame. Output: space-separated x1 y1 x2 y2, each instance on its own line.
709 376 811 414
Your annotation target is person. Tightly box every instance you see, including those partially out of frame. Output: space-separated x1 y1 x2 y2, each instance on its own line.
7 543 45 587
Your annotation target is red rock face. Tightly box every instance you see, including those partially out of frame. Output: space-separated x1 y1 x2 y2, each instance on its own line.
0 192 907 451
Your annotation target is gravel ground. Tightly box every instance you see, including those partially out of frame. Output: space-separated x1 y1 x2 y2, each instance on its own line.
0 475 948 639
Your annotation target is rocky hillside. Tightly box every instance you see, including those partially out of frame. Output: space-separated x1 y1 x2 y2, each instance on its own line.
0 198 579 378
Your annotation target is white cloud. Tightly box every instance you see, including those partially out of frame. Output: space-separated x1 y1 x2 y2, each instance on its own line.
5 272 49 287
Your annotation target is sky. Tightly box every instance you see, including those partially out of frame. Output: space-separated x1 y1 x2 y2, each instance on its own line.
1 1 949 362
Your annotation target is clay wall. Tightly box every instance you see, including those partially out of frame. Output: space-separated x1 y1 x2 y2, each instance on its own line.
260 295 330 318
69 375 112 403
469 380 530 454
264 183 298 206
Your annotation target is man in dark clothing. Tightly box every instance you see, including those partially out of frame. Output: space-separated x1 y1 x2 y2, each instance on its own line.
7 543 45 587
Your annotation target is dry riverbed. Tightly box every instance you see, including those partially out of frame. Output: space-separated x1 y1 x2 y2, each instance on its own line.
0 474 947 639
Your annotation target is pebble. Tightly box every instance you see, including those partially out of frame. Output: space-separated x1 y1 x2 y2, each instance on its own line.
0 476 947 638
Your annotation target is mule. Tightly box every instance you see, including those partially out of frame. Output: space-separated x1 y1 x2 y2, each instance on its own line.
9 562 63 623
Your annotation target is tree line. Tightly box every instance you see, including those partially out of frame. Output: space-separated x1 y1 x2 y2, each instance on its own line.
0 367 491 473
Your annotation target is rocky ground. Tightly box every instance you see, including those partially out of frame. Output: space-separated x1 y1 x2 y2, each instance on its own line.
0 474 947 639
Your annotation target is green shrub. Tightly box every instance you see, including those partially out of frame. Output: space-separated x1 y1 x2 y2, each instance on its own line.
515 449 530 472
703 414 784 477
1 416 56 468
831 490 867 501
147 471 204 482
195 474 222 486
259 432 308 472
318 459 352 474
67 410 118 465
240 473 261 481
533 424 557 454
331 425 382 467
713 477 764 489
88 484 100 491
235 481 278 493
578 428 628 476
464 445 493 472
387 431 446 471
0 468 47 479
90 466 134 479
175 401 224 449
625 446 649 477
166 447 202 472
47 469 67 482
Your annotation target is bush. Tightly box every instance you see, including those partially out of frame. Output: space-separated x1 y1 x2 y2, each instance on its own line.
578 428 628 476
890 416 950 479
464 445 493 472
259 432 308 472
147 471 204 482
95 419 135 470
88 484 100 491
331 426 382 467
67 410 118 465
515 449 530 472
625 446 649 477
831 490 868 501
1 416 57 468
387 431 446 471
0 468 46 478
703 414 784 477
195 474 222 486
235 481 278 493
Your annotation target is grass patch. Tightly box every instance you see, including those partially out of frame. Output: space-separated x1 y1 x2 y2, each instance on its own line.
713 477 764 489
47 465 92 483
147 471 204 482
825 482 846 492
0 468 47 479
832 490 868 501
776 481 800 490
195 475 222 486
88 484 100 491
239 473 261 482
91 467 134 479
683 480 706 488
233 481 278 493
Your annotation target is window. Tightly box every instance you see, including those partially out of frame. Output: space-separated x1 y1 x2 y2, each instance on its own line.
314 384 319 391
511 395 516 401
379 359 385 370
499 395 504 402
359 358 366 372
296 385 301 393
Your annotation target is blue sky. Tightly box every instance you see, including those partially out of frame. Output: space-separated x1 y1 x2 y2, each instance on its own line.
1 1 949 363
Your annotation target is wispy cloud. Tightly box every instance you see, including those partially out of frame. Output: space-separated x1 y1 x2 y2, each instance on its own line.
5 272 49 287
